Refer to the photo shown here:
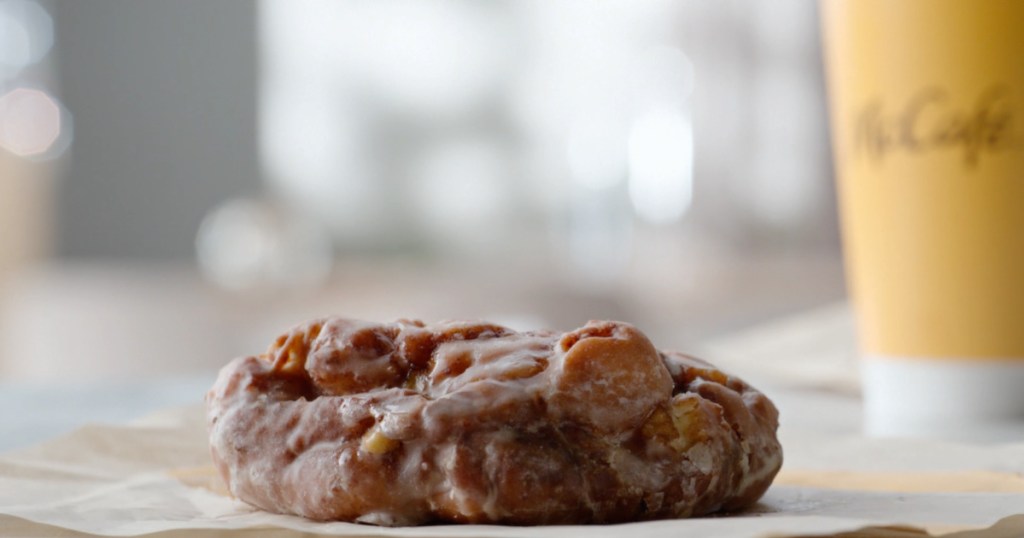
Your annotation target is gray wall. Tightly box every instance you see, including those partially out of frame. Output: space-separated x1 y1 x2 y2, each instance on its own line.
53 0 260 259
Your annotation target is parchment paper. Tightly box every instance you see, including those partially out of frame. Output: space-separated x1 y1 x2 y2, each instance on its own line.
1 397 1023 538
4 305 1024 537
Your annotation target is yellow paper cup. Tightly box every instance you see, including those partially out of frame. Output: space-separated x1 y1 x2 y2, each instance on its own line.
822 0 1024 439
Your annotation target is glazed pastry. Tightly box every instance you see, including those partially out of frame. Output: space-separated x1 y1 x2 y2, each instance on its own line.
207 318 782 525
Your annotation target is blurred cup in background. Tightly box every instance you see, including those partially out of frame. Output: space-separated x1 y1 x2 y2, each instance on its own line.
822 0 1024 439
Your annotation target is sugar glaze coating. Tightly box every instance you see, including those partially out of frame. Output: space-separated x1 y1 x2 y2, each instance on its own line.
206 318 782 525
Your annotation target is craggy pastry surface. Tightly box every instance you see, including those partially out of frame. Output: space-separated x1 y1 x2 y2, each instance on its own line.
206 319 782 525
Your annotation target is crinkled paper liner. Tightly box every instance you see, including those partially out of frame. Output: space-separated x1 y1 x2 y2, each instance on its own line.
1 404 1022 538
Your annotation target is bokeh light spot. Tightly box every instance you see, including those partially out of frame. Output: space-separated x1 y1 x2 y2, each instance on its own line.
0 87 62 157
0 0 53 70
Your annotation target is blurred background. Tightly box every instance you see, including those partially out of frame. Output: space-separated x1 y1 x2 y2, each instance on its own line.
0 0 844 389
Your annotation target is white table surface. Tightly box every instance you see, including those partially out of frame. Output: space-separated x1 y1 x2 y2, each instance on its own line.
0 376 215 453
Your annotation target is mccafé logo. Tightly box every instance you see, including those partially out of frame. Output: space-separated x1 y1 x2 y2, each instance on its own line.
853 85 1016 167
